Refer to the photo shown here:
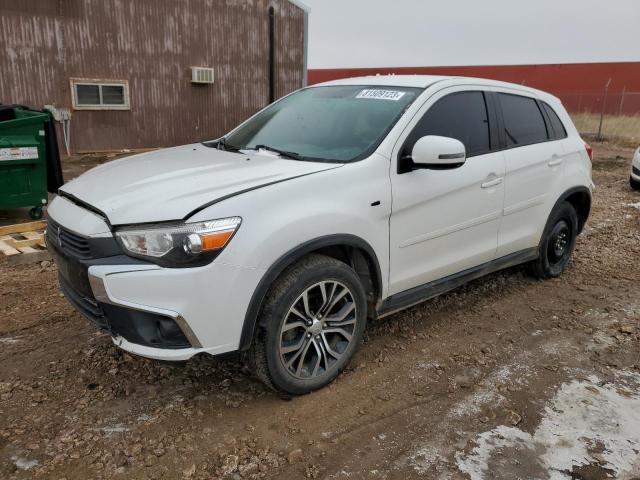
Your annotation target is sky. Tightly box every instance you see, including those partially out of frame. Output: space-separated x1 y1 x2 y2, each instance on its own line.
301 0 640 69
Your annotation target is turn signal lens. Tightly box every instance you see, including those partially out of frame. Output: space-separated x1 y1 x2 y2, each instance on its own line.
185 229 236 253
201 229 235 250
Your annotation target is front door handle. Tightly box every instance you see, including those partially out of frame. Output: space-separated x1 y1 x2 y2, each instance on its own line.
481 177 503 189
548 156 563 167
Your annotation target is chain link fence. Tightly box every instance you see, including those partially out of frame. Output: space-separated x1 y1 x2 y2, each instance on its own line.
554 90 640 142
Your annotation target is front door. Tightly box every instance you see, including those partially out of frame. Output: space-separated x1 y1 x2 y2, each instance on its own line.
388 89 506 295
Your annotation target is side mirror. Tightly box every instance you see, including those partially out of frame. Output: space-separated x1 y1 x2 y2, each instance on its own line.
410 135 466 170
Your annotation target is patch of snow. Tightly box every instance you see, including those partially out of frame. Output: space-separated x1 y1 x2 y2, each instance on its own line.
94 424 129 435
448 388 504 418
491 363 533 387
456 425 536 478
409 446 446 474
624 202 640 210
455 371 640 479
583 307 610 319
620 302 640 318
540 337 577 356
580 219 613 237
0 337 20 344
12 457 38 470
415 361 440 370
588 331 617 349
448 361 534 419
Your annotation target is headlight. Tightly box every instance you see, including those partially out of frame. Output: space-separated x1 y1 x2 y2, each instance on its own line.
115 217 241 267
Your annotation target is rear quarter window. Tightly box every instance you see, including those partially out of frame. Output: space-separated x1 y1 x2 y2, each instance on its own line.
498 93 549 147
542 102 568 140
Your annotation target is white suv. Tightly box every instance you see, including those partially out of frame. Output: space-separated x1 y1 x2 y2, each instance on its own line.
47 76 593 394
631 146 640 190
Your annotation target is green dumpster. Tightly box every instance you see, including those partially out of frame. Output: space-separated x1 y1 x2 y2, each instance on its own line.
0 105 63 219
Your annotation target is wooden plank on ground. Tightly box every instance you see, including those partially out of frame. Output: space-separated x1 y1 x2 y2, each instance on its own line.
0 221 47 236
22 231 43 240
0 240 20 256
7 250 51 266
3 238 44 249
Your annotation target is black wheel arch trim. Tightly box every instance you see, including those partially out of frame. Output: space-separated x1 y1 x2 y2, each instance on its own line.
238 234 383 351
544 185 592 238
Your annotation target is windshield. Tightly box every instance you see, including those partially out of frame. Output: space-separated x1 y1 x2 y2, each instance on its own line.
223 85 422 162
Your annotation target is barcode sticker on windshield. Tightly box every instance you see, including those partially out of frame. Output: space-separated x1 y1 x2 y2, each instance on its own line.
356 89 406 101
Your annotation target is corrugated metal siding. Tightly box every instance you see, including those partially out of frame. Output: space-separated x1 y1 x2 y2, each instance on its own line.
0 0 305 152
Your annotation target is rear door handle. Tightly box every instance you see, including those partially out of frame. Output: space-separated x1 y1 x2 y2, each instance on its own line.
548 156 563 167
481 177 503 189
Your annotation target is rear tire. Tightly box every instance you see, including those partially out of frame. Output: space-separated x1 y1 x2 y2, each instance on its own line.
248 254 367 395
529 202 578 279
630 176 640 191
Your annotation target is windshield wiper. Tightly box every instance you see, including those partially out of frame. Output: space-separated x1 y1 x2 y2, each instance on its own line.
253 144 302 160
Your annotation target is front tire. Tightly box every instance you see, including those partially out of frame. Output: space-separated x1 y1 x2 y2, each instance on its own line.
529 202 578 279
249 254 367 395
631 176 640 191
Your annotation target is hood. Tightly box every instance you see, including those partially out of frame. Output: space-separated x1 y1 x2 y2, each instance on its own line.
60 144 341 225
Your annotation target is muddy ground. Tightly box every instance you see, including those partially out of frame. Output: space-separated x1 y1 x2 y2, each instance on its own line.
1 142 639 480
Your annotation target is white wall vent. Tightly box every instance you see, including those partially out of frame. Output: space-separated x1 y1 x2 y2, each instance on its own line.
191 67 215 84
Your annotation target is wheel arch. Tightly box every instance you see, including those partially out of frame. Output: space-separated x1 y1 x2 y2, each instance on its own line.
557 186 592 234
238 234 383 351
540 186 591 246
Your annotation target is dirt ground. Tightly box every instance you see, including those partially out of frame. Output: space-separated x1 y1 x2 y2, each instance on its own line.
1 142 639 480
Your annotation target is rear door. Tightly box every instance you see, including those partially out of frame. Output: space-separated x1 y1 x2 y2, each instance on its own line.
388 88 506 295
494 92 566 257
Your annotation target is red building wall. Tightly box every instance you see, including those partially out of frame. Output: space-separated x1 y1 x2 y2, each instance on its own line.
308 62 640 114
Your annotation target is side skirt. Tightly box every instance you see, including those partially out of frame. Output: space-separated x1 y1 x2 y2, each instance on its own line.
377 248 539 318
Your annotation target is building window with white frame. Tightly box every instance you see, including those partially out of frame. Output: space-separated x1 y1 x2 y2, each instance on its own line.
71 79 130 110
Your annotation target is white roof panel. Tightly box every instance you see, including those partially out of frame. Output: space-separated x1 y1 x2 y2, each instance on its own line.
313 75 454 88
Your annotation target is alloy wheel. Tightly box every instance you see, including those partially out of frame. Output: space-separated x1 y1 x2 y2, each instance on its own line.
279 281 357 379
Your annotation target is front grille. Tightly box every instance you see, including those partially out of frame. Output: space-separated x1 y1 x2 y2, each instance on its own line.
59 273 190 349
47 218 92 260
47 217 187 349
59 273 109 329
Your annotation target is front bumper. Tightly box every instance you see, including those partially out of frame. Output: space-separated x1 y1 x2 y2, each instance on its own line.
49 234 205 357
51 242 255 361
83 259 258 360
47 195 263 361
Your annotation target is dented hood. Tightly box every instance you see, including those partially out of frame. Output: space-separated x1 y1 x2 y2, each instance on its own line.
60 143 340 225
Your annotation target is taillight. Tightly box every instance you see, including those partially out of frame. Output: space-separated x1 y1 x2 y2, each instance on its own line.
585 143 593 161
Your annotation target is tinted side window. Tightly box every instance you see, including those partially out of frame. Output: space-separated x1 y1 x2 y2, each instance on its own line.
403 91 491 157
498 93 548 147
542 102 568 140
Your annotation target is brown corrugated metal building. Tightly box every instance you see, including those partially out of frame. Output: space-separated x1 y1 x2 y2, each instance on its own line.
0 0 308 153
